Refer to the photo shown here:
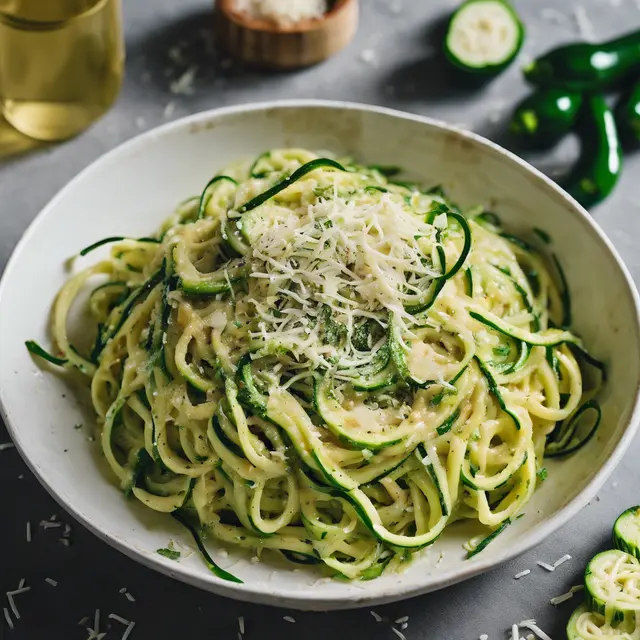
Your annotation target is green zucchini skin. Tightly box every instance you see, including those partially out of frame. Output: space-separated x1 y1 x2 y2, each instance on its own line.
466 517 513 558
238 158 345 214
564 95 622 209
584 549 640 619
615 81 640 148
25 340 68 367
171 510 243 583
444 0 525 76
509 89 583 148
545 399 601 458
196 176 238 220
613 506 640 560
525 30 640 91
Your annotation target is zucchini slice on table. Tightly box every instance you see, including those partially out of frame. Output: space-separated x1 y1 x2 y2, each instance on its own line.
445 0 525 75
567 603 639 640
585 549 640 619
614 507 640 560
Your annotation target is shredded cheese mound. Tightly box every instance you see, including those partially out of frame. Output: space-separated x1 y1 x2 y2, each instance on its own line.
234 0 327 25
243 187 443 372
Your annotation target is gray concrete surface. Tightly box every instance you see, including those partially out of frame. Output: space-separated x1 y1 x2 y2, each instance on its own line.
1 1 640 638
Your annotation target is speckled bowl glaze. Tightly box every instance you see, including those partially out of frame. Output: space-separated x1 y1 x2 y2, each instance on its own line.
1 101 639 611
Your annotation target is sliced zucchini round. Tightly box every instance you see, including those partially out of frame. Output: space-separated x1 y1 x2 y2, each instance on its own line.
614 507 640 560
445 0 524 75
585 549 640 618
567 603 638 640
313 376 407 450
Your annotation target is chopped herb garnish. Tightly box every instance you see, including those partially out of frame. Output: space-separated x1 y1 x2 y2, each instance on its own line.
537 467 548 483
320 305 347 347
493 344 511 357
157 548 181 560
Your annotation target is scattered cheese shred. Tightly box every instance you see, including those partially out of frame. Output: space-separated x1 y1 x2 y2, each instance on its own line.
514 569 531 579
392 628 408 640
3 607 13 630
122 622 136 640
108 613 130 626
552 554 571 569
519 620 553 640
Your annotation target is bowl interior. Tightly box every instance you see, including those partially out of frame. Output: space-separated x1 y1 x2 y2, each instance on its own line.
1 102 638 610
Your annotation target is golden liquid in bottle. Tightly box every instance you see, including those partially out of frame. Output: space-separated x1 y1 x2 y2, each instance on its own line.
0 0 124 141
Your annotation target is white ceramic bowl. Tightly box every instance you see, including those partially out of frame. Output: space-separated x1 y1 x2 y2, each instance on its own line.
1 101 639 611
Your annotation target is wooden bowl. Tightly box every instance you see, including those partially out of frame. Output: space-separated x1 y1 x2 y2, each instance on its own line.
215 0 359 69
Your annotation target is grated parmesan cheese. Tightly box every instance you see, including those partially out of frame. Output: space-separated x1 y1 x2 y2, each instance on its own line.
234 0 327 25
169 66 197 96
518 620 553 640
552 554 571 568
108 613 130 626
245 190 443 375
392 628 407 640
3 607 13 630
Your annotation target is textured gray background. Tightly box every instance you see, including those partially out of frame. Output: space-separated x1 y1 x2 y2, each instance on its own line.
1 1 640 638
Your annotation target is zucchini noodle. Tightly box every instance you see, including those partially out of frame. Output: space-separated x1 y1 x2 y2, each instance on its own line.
31 148 604 581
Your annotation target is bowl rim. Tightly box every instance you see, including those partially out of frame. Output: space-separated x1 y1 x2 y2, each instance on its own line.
2 99 639 610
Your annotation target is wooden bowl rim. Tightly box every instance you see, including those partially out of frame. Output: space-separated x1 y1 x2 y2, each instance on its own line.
217 0 355 34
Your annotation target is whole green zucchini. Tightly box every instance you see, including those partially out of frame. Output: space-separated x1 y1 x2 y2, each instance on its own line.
525 30 640 91
509 89 583 148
